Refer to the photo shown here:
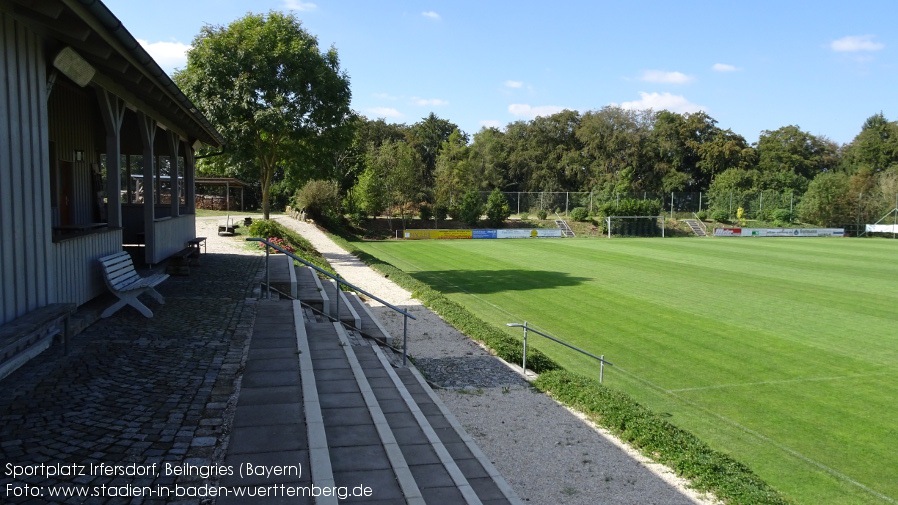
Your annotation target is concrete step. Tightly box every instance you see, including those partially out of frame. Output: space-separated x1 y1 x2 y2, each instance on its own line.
219 299 313 505
230 297 521 504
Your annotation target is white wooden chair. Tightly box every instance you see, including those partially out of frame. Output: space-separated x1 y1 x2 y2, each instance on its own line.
98 251 169 318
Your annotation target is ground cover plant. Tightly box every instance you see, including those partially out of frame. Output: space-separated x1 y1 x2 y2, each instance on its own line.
345 236 898 505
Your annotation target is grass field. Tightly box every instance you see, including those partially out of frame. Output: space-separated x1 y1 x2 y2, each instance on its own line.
350 237 898 505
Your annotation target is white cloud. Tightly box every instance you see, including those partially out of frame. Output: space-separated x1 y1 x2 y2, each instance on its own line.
480 120 502 129
284 0 317 11
411 97 448 107
422 11 440 20
367 107 404 118
831 35 884 52
614 92 704 114
640 70 693 84
712 63 738 72
138 39 190 72
508 103 566 118
504 80 523 88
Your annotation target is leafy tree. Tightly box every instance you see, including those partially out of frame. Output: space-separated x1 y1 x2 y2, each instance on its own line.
485 188 511 227
434 129 474 208
175 11 352 219
797 172 854 226
353 167 387 217
455 190 484 226
706 167 761 218
408 113 464 189
365 140 420 228
295 179 341 220
841 113 898 174
756 126 839 192
577 107 656 194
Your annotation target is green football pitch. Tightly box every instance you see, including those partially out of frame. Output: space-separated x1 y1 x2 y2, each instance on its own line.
352 237 898 505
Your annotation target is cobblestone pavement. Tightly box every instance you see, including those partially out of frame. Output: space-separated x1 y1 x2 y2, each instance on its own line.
1 244 263 504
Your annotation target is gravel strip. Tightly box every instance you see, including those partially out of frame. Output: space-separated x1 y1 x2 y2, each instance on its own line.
273 217 720 505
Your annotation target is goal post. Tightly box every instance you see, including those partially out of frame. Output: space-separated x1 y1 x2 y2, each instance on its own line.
605 216 666 238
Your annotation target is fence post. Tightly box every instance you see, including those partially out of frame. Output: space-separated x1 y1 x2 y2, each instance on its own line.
670 192 674 220
566 192 569 216
522 321 528 374
600 354 605 384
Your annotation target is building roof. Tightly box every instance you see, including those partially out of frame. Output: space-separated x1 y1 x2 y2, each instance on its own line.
195 177 251 188
3 0 224 148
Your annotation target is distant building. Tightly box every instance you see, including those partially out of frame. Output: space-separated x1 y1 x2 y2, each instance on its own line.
0 0 223 326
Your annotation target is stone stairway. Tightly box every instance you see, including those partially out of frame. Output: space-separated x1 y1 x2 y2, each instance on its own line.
221 265 521 504
684 219 708 237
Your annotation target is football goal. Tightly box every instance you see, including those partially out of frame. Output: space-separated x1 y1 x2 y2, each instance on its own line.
605 216 665 238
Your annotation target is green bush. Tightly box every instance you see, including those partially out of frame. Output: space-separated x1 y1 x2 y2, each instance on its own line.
295 179 341 220
418 203 433 221
247 219 333 274
247 219 282 240
485 188 511 227
695 210 708 220
773 208 792 225
433 204 449 221
569 207 589 222
599 198 661 217
711 210 729 223
457 190 484 226
536 209 548 220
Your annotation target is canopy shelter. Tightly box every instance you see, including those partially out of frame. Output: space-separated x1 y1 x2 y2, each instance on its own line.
1 0 223 326
195 177 250 212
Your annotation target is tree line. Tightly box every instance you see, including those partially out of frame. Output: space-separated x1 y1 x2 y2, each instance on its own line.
176 12 898 228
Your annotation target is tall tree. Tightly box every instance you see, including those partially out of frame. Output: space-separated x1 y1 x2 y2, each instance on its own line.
407 113 463 189
175 11 352 219
841 113 898 174
756 125 839 192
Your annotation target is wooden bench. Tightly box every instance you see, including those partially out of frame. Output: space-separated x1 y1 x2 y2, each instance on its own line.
165 247 194 276
1 303 76 381
98 251 169 318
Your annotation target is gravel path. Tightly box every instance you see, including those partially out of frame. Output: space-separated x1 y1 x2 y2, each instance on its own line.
273 217 720 505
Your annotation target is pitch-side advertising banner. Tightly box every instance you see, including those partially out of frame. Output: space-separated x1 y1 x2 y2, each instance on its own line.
713 228 845 237
404 229 563 239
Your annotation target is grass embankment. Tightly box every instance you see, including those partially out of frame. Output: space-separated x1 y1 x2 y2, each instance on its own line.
244 220 335 275
327 229 791 505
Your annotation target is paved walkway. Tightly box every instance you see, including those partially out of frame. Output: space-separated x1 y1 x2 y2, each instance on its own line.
1 244 263 504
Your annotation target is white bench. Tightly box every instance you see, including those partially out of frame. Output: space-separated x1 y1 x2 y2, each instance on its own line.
98 251 169 318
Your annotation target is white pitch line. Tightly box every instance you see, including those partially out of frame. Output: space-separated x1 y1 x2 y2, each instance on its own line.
610 364 898 504
668 371 894 393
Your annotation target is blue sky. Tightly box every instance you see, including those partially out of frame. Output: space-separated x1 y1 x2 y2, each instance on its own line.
104 0 896 145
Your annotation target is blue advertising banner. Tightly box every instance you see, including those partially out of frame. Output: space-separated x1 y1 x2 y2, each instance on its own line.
472 229 498 239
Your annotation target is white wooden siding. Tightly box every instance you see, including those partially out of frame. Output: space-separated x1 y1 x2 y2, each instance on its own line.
148 215 195 264
53 229 122 305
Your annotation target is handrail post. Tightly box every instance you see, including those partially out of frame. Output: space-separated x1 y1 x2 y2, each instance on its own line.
335 277 341 322
402 314 408 367
522 321 528 374
600 354 605 384
265 244 270 299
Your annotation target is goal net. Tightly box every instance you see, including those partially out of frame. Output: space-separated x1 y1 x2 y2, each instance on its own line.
605 216 665 238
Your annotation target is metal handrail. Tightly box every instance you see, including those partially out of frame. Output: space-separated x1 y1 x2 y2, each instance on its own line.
690 213 709 234
507 321 612 383
247 237 417 366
